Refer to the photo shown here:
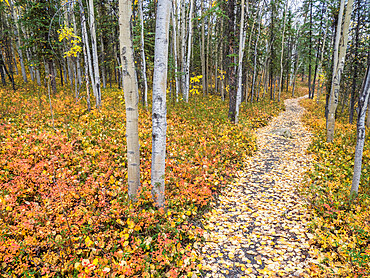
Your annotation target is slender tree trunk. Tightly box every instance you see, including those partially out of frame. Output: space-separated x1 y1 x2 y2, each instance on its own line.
327 0 354 142
308 0 313 99
201 0 206 96
235 0 247 123
180 0 186 98
82 39 92 111
79 0 97 104
151 0 171 208
184 0 194 102
227 0 237 122
139 0 148 106
119 0 141 200
278 0 288 101
10 0 27 83
88 0 101 108
172 0 180 102
349 0 360 124
48 60 57 94
100 35 107 89
351 62 370 196
251 7 262 103
220 19 225 101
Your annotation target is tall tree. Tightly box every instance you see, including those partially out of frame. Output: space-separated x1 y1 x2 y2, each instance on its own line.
235 0 247 123
326 0 354 142
351 56 370 197
151 0 171 207
138 0 148 107
118 0 141 199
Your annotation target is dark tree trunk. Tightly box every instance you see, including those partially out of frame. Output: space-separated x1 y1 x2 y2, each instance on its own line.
48 60 57 94
0 54 7 86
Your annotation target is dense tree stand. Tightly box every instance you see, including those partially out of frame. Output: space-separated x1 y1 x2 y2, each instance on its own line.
199 94 314 277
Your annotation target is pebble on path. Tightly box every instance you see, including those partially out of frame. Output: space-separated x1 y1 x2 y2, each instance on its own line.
197 96 315 278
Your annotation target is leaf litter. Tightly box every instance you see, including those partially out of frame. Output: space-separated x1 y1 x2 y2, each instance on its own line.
197 96 317 278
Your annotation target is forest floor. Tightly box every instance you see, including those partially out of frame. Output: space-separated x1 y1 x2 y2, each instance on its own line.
199 95 315 278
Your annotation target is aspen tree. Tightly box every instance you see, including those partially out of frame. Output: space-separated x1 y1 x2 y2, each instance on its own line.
9 0 27 83
326 0 354 142
88 0 101 108
79 0 96 103
184 0 194 102
151 0 171 208
201 0 206 96
181 0 186 97
351 61 370 197
278 0 288 102
118 0 141 199
171 0 180 102
235 0 247 124
138 0 148 106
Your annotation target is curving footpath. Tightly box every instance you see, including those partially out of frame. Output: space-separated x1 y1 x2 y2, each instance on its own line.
198 96 314 278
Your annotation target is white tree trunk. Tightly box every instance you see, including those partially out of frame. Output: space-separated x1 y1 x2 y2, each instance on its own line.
10 0 27 83
151 0 171 208
184 0 194 102
181 0 186 98
88 0 101 108
327 0 353 142
278 0 289 101
138 0 148 106
79 0 97 104
201 0 206 96
351 65 370 196
235 0 247 123
172 0 180 102
82 39 92 111
119 0 141 199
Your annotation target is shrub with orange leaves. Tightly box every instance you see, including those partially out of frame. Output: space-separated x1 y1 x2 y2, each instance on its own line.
0 79 294 277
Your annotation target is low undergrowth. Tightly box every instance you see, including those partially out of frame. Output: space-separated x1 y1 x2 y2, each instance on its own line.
0 78 304 277
300 98 370 277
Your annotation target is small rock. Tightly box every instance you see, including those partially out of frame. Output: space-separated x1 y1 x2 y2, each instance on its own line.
270 128 293 139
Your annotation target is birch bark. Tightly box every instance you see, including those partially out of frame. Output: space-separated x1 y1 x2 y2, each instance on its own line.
278 0 288 101
151 0 171 208
88 0 102 108
351 63 370 196
119 0 141 199
138 0 148 106
184 0 194 102
201 0 206 96
79 0 97 104
326 0 353 142
10 0 27 83
235 0 247 124
172 0 180 102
